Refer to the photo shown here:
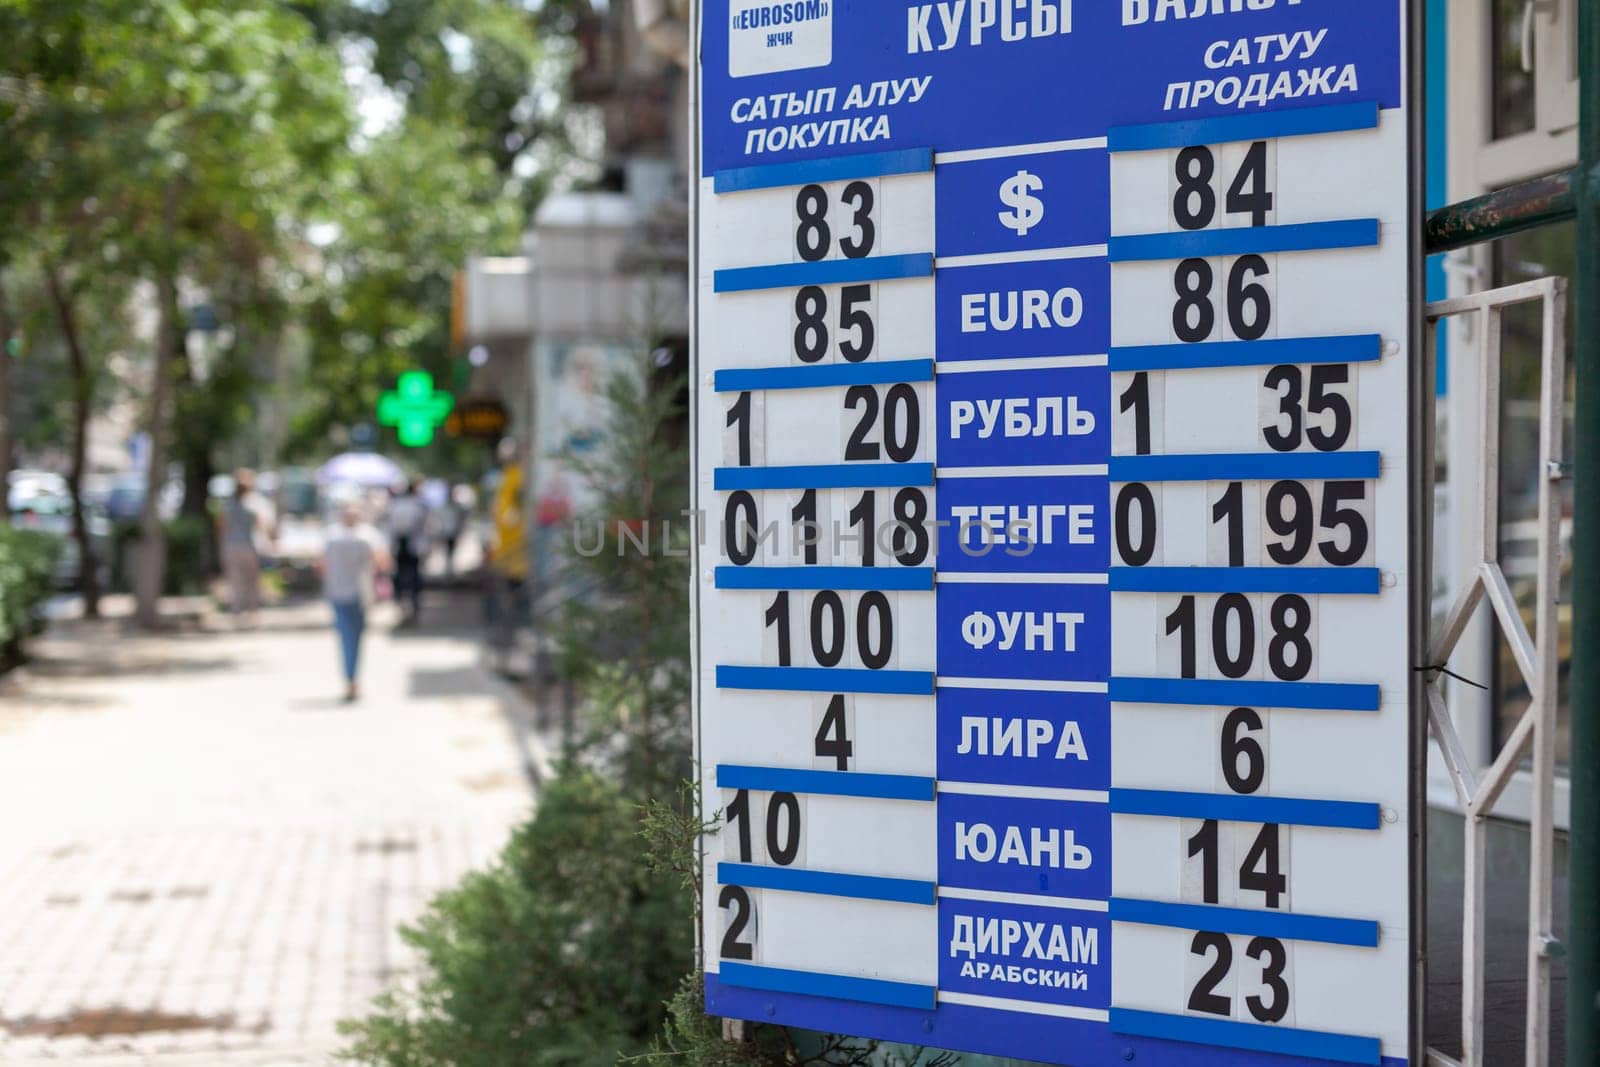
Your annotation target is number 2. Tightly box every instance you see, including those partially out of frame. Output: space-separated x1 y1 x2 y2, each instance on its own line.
719 885 755 960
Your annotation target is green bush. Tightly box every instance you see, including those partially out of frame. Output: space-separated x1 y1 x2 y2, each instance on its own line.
111 514 214 595
0 526 62 665
337 768 693 1067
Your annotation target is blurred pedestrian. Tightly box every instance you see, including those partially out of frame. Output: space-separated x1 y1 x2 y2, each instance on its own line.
319 503 388 702
387 477 430 624
219 468 272 620
437 485 468 578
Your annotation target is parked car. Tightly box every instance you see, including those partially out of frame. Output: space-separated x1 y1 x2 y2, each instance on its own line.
7 472 113 589
100 471 184 523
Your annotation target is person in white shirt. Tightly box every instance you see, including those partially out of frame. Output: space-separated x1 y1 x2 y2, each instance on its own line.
319 504 389 702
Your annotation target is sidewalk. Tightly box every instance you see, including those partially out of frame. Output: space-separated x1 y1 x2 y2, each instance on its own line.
0 593 546 1064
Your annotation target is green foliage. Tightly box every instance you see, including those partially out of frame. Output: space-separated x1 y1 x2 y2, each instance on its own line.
0 527 61 664
108 515 213 595
337 768 693 1067
556 351 693 797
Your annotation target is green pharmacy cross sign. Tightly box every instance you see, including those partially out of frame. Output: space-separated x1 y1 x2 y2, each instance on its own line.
378 371 454 447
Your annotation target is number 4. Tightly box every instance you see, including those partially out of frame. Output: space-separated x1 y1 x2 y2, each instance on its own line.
1225 141 1272 227
815 694 853 770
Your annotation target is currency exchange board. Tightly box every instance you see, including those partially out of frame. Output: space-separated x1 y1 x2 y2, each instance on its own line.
692 2 1416 1063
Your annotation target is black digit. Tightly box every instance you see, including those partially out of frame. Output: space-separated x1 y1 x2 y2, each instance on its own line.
848 491 876 567
1119 372 1151 456
724 491 759 566
794 286 828 362
1262 365 1302 451
764 591 791 666
856 591 893 670
892 488 929 565
1186 819 1219 903
726 788 752 861
790 489 818 565
1306 364 1352 451
1115 483 1157 567
1173 258 1215 343
719 885 755 960
884 384 920 463
840 181 875 259
1267 594 1312 681
1263 365 1350 451
1319 481 1369 565
1187 932 1233 1016
838 284 874 361
795 184 829 261
1212 593 1255 679
1165 595 1197 679
1173 146 1216 230
1221 707 1265 794
1245 937 1290 1022
726 391 753 466
1226 254 1271 341
815 694 852 770
765 792 801 866
1225 141 1273 226
1265 481 1313 565
810 591 845 667
1211 481 1244 567
1239 824 1285 909
844 386 881 461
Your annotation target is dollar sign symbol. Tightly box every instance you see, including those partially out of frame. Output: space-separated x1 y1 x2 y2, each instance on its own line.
998 170 1045 237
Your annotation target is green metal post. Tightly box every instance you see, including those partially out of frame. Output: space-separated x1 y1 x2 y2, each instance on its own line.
1571 0 1600 1061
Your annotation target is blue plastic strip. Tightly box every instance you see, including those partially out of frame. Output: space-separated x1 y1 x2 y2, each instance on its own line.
1109 898 1380 947
716 566 935 591
716 764 936 801
1109 451 1380 482
1106 100 1381 152
1110 676 1381 711
1110 788 1381 830
715 358 935 393
719 961 937 1011
1109 567 1381 595
717 665 936 695
719 863 937 905
1109 334 1383 372
1109 1008 1381 1066
715 253 933 293
1108 219 1379 262
713 148 934 194
716 463 935 491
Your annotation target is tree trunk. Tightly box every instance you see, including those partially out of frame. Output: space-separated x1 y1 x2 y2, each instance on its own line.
44 265 100 618
0 272 13 527
172 340 218 574
136 183 181 629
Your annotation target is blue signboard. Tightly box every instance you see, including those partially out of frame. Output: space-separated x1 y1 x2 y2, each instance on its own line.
695 1 1415 1063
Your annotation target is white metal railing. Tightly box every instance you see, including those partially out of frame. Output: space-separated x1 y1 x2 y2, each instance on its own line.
1422 277 1568 1067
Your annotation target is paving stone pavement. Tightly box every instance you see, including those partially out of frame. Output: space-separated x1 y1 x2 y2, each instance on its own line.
0 595 544 1064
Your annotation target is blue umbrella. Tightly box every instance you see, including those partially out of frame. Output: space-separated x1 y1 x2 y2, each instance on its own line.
316 451 405 489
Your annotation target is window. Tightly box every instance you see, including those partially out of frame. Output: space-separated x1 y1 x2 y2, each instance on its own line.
1466 0 1578 186
1491 221 1576 773
1438 0 1580 823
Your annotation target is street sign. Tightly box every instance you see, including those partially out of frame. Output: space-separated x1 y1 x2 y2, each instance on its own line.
692 3 1416 1064
445 398 510 441
378 371 454 448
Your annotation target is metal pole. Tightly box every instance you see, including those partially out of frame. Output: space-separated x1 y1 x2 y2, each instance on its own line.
1569 0 1600 1059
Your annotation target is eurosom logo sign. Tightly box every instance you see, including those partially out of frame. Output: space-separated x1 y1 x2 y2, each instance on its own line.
729 0 832 78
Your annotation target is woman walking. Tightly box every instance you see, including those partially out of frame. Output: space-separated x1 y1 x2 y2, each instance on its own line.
319 503 388 702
